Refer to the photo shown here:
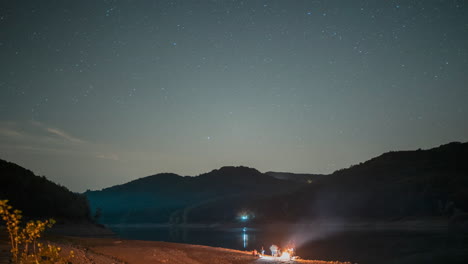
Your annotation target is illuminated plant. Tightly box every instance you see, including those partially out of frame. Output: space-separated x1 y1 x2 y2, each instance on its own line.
0 200 74 264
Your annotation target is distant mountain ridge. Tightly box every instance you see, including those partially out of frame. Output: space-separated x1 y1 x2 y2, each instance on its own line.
85 166 302 224
257 142 468 220
265 171 324 183
3 142 466 225
86 142 468 224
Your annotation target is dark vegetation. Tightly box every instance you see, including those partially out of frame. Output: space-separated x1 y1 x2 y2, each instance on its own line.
86 142 468 225
0 159 90 221
85 166 303 224
1 141 467 225
265 171 324 183
277 141 468 220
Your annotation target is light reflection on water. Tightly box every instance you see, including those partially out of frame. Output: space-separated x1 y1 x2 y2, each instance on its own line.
242 229 248 248
110 225 261 251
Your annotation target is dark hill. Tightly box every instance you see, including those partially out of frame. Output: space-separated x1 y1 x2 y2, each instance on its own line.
104 173 184 193
329 141 467 186
252 142 468 221
0 159 90 221
86 142 468 224
85 166 302 224
265 171 325 183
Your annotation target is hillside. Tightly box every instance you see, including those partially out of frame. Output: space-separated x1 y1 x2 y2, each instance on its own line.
265 171 325 183
85 142 468 224
85 166 303 224
0 159 91 221
252 142 468 221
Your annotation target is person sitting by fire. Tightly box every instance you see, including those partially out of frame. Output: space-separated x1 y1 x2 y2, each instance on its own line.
286 241 295 257
270 244 278 256
261 246 265 256
289 247 295 257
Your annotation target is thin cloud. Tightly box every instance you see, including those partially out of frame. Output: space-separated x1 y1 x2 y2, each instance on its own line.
30 121 86 144
1 121 125 162
46 127 85 144
96 153 120 161
0 127 24 138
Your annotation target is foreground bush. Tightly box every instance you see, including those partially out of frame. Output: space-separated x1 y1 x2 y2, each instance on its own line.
0 200 73 264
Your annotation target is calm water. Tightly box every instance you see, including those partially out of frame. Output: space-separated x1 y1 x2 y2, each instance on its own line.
109 225 468 264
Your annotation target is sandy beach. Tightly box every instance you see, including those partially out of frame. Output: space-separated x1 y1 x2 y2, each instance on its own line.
48 236 351 264
2 225 350 264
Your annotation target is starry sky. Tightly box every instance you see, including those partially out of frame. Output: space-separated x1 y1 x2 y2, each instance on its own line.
1 0 467 192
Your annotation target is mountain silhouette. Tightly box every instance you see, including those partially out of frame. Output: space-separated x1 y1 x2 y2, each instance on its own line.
85 166 302 224
0 159 90 221
255 142 468 221
86 142 468 224
265 171 324 183
2 141 466 225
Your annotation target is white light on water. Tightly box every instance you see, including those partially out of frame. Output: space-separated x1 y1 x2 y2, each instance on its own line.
243 233 248 248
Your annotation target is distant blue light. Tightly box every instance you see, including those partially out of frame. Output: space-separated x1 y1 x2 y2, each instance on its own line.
241 215 248 221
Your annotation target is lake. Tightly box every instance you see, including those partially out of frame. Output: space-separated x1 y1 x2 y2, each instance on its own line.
108 224 468 264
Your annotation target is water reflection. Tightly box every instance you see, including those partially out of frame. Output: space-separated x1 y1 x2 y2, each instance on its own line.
242 228 248 248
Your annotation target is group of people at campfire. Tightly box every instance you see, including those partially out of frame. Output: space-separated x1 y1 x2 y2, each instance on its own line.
252 242 296 259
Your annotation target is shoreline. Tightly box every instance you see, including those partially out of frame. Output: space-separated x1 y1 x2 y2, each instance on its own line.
40 223 353 263
5 223 467 264
54 236 352 264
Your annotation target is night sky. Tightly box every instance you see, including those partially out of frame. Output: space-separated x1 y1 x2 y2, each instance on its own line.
1 0 467 192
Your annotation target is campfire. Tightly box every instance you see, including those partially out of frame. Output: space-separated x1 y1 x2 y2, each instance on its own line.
258 245 297 261
278 251 291 260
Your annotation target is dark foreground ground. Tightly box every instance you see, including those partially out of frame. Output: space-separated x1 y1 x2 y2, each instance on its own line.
2 221 468 264
47 237 353 264
1 226 350 264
